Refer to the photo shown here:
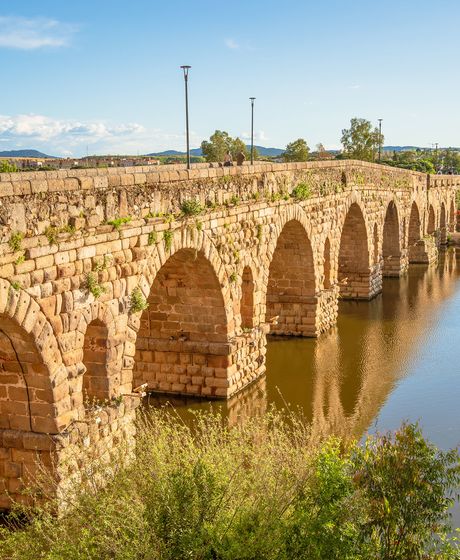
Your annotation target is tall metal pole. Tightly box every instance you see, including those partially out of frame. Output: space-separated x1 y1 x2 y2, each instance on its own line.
378 118 383 163
250 97 255 165
180 65 191 170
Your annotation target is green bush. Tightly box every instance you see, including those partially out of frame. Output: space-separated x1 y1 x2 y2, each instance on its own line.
0 413 458 560
8 231 24 252
291 182 312 200
180 199 203 216
163 230 173 252
129 287 149 313
0 161 18 173
85 272 106 299
107 216 132 230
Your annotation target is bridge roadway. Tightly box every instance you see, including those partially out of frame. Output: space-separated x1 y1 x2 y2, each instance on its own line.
0 160 457 508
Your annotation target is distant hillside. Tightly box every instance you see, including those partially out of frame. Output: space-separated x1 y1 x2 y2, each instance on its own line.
383 146 419 152
0 149 55 158
148 145 285 158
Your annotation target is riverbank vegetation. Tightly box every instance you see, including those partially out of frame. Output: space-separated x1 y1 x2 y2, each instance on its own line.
0 410 459 559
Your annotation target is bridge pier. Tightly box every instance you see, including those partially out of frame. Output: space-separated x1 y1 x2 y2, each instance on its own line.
338 265 382 300
382 252 409 277
133 332 266 398
409 237 439 265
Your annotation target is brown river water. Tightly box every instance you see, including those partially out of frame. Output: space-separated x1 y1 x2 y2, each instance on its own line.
147 248 460 526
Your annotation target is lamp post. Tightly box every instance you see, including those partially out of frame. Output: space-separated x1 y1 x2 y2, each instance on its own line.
180 65 191 170
378 118 383 162
249 97 256 165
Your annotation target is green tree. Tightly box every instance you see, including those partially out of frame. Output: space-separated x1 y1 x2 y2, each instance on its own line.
201 131 255 163
231 137 249 160
0 160 18 173
283 138 310 162
341 117 383 162
201 130 233 162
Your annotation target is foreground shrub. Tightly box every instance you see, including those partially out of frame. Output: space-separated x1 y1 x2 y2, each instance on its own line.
0 411 458 559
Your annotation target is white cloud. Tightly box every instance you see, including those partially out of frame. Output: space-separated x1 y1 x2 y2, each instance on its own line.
348 84 361 90
240 130 268 142
0 114 144 141
0 16 77 50
225 38 239 50
0 113 202 157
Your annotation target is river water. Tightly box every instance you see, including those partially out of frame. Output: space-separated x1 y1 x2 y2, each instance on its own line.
146 248 460 525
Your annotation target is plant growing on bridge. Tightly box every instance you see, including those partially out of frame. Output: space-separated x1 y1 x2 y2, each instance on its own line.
180 199 203 217
14 254 25 265
130 287 149 314
9 281 21 292
291 182 312 201
45 226 58 245
256 224 263 242
107 216 132 230
8 231 24 252
85 271 106 299
148 231 157 245
163 230 173 252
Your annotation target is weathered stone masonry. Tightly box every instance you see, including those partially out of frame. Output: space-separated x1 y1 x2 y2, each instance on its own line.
0 160 457 508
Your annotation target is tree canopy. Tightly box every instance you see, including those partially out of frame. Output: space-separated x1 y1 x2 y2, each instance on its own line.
341 118 383 162
201 130 252 162
283 138 310 162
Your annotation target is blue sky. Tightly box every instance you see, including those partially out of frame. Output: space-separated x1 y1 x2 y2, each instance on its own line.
1 0 460 156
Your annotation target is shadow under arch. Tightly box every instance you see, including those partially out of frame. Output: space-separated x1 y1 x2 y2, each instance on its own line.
338 202 372 299
427 204 436 234
265 219 317 336
408 201 424 263
382 201 401 276
133 248 230 397
82 319 109 404
440 202 447 244
240 265 255 329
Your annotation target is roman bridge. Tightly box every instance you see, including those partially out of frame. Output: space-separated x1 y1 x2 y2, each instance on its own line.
0 160 458 508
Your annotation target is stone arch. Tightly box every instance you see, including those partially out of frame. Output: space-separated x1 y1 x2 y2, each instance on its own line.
440 202 447 244
240 266 255 329
82 319 109 403
323 238 332 289
0 281 69 433
0 285 69 510
133 248 230 397
266 219 316 336
140 227 234 332
382 201 401 276
373 223 379 265
427 205 436 235
408 202 422 263
338 202 373 299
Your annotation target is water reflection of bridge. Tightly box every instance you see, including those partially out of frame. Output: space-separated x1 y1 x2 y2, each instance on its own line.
160 249 459 438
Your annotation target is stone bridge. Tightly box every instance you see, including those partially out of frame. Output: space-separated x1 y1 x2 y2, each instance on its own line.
0 160 458 508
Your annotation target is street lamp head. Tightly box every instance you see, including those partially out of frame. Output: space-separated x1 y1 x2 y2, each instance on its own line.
180 65 191 77
249 97 256 102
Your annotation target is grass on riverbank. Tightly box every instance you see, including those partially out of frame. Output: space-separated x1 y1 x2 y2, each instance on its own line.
0 409 459 560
